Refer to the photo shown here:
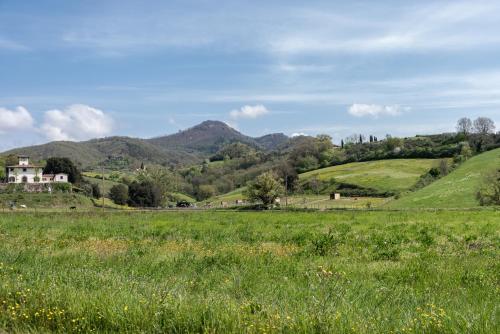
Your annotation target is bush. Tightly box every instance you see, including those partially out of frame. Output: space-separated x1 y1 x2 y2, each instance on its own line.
476 169 500 206
128 181 162 207
109 184 129 205
51 183 71 193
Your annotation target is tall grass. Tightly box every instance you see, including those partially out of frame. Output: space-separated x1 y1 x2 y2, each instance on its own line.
0 211 498 333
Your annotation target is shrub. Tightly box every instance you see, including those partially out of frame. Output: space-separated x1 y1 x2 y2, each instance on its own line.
476 169 500 206
109 184 129 205
128 181 162 207
51 183 71 193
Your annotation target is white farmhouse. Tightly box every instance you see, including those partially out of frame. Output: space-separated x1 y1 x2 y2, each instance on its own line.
6 156 68 184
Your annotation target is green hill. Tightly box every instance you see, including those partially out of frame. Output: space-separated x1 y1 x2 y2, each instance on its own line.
2 121 290 170
388 148 500 208
299 159 441 193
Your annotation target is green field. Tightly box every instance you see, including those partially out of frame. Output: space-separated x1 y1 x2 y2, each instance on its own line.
300 159 442 192
0 193 93 211
390 148 500 208
0 211 498 333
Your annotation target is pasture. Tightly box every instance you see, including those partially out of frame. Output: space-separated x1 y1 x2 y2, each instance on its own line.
390 148 500 208
299 159 442 192
0 210 498 333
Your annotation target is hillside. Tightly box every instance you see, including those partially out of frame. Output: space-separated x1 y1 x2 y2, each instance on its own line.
388 148 500 208
299 159 441 193
2 121 289 170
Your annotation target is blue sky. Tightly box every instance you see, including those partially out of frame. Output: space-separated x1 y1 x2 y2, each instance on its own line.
1 0 499 151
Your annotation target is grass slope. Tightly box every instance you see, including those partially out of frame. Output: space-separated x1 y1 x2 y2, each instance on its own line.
300 159 441 192
389 148 500 208
0 193 94 210
0 211 498 333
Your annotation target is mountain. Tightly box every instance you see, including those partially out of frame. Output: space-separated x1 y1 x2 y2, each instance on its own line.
2 121 290 169
147 120 287 154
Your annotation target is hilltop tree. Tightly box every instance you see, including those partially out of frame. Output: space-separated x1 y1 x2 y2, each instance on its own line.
44 157 81 183
473 117 495 135
456 117 473 136
245 172 284 208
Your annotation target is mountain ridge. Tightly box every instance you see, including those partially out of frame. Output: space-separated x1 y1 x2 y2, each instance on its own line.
2 120 290 169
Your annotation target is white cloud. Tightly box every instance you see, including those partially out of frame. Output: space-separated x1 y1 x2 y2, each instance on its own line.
40 104 114 141
348 104 408 118
229 104 269 119
0 106 34 133
290 132 308 137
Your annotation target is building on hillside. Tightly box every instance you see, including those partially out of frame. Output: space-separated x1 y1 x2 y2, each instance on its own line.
330 193 341 200
6 156 69 184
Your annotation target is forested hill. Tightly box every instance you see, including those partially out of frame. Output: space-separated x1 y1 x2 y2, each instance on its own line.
1 121 289 169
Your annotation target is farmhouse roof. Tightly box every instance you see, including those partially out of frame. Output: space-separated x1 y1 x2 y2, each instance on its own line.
7 164 44 168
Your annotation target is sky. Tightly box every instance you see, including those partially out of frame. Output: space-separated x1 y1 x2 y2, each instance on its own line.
1 0 500 151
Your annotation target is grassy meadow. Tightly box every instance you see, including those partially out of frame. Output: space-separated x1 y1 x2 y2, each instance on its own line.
0 211 498 333
299 159 443 192
390 148 500 209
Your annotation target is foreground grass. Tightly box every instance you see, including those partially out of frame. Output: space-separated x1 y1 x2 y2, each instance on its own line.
0 211 498 333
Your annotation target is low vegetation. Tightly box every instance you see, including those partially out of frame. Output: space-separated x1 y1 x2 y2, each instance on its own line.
389 148 500 208
0 211 498 333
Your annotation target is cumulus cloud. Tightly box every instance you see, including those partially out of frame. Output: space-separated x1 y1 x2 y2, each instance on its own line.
229 104 269 119
348 104 408 118
40 104 114 141
0 106 34 132
291 132 308 137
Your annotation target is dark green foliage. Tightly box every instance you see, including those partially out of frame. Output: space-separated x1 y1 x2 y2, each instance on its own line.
44 157 81 183
128 181 162 207
91 183 101 199
109 184 129 205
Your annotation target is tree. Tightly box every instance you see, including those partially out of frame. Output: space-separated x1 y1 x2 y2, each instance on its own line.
109 184 129 205
473 117 495 135
136 165 174 198
456 117 473 135
91 183 101 199
476 169 500 206
5 154 18 166
439 159 449 176
196 184 217 200
245 172 284 208
460 142 473 160
128 181 163 207
275 161 298 191
44 157 81 183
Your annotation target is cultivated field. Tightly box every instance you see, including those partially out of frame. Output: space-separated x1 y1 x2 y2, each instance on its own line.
0 211 498 333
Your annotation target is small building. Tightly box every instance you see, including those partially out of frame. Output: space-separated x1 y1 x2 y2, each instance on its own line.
235 199 244 205
6 156 68 184
330 193 341 200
